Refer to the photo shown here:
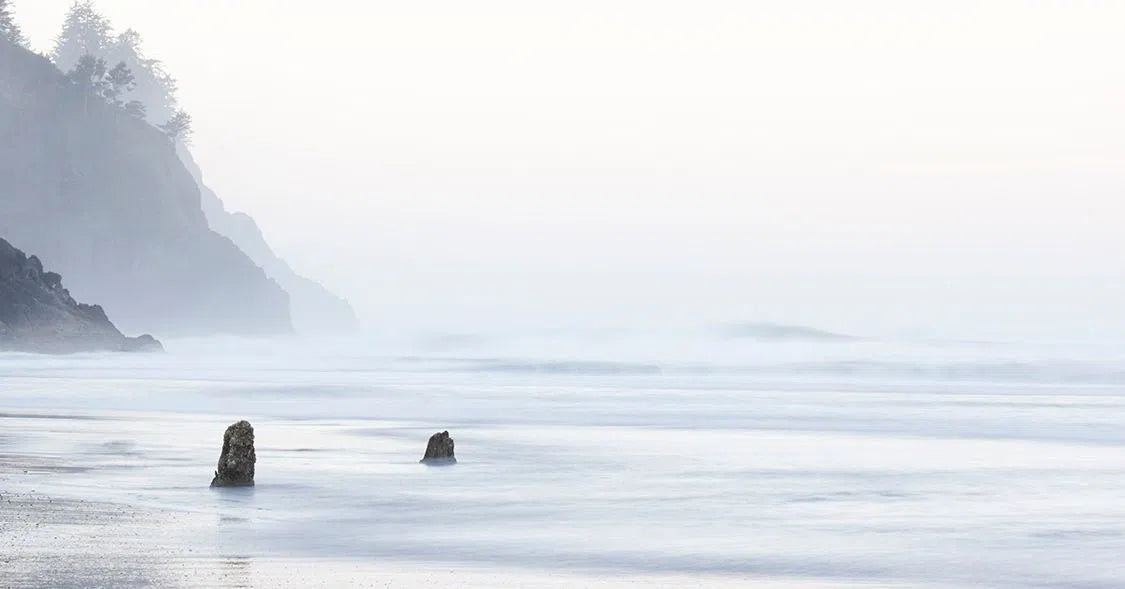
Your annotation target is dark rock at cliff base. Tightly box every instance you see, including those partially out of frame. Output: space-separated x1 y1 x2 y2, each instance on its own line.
121 334 163 353
0 237 164 353
210 420 256 487
420 431 456 465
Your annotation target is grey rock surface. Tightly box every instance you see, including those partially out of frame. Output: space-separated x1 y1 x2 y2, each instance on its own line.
210 420 256 487
420 430 456 465
0 237 162 353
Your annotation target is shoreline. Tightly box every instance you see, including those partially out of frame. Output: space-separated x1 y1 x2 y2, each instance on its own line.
2 435 908 589
6 347 1120 589
1 487 895 589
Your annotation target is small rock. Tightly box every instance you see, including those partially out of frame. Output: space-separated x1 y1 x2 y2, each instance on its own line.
210 420 256 487
420 430 456 464
120 334 164 352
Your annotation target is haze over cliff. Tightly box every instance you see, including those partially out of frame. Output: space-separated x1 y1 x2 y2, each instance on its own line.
178 147 358 334
0 3 359 338
0 37 292 336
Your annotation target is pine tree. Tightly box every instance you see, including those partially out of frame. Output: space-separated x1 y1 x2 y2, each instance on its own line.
159 110 193 143
64 53 145 117
66 54 108 93
105 28 179 123
0 0 27 47
51 3 189 129
53 1 113 72
65 53 110 114
104 61 135 106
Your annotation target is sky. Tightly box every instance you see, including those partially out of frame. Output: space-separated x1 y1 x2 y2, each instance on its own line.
12 1 1125 337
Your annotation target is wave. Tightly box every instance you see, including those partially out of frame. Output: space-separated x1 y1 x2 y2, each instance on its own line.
734 359 1125 385
397 355 1125 385
717 322 859 341
446 358 662 375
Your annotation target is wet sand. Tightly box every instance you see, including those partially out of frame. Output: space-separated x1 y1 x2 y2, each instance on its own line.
8 342 1124 588
1 490 893 589
1 417 906 589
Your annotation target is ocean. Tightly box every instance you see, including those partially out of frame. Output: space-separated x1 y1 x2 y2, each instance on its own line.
2 326 1125 587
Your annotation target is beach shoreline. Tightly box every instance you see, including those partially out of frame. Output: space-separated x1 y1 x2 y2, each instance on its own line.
0 416 909 589
3 340 1125 589
2 468 890 589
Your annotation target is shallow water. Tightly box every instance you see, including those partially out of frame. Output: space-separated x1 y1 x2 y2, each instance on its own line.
2 330 1125 587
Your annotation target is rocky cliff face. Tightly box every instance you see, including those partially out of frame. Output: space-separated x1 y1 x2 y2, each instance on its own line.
0 40 291 336
179 148 359 334
0 237 161 353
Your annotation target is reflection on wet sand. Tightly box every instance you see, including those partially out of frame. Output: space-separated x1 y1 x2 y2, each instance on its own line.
220 556 252 589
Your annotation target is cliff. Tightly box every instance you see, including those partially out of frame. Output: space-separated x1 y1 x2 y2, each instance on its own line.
0 39 292 336
0 237 161 353
179 147 359 334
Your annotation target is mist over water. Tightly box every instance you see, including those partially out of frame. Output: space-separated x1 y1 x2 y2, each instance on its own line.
4 1 1125 587
5 326 1125 587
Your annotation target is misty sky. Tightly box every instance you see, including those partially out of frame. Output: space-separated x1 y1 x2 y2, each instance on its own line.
13 1 1125 337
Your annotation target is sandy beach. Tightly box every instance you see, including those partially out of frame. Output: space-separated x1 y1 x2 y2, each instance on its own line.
1 409 908 589
2 445 897 589
4 339 1125 588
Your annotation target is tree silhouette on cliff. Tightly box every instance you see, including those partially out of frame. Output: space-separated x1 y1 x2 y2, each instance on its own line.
53 1 113 71
0 0 26 47
53 2 181 124
159 110 193 143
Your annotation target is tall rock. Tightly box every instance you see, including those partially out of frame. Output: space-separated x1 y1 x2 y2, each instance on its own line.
420 431 457 465
178 147 359 334
0 39 292 336
210 420 256 487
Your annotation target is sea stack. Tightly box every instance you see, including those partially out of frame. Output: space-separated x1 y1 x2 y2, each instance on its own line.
210 420 256 487
420 431 456 465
